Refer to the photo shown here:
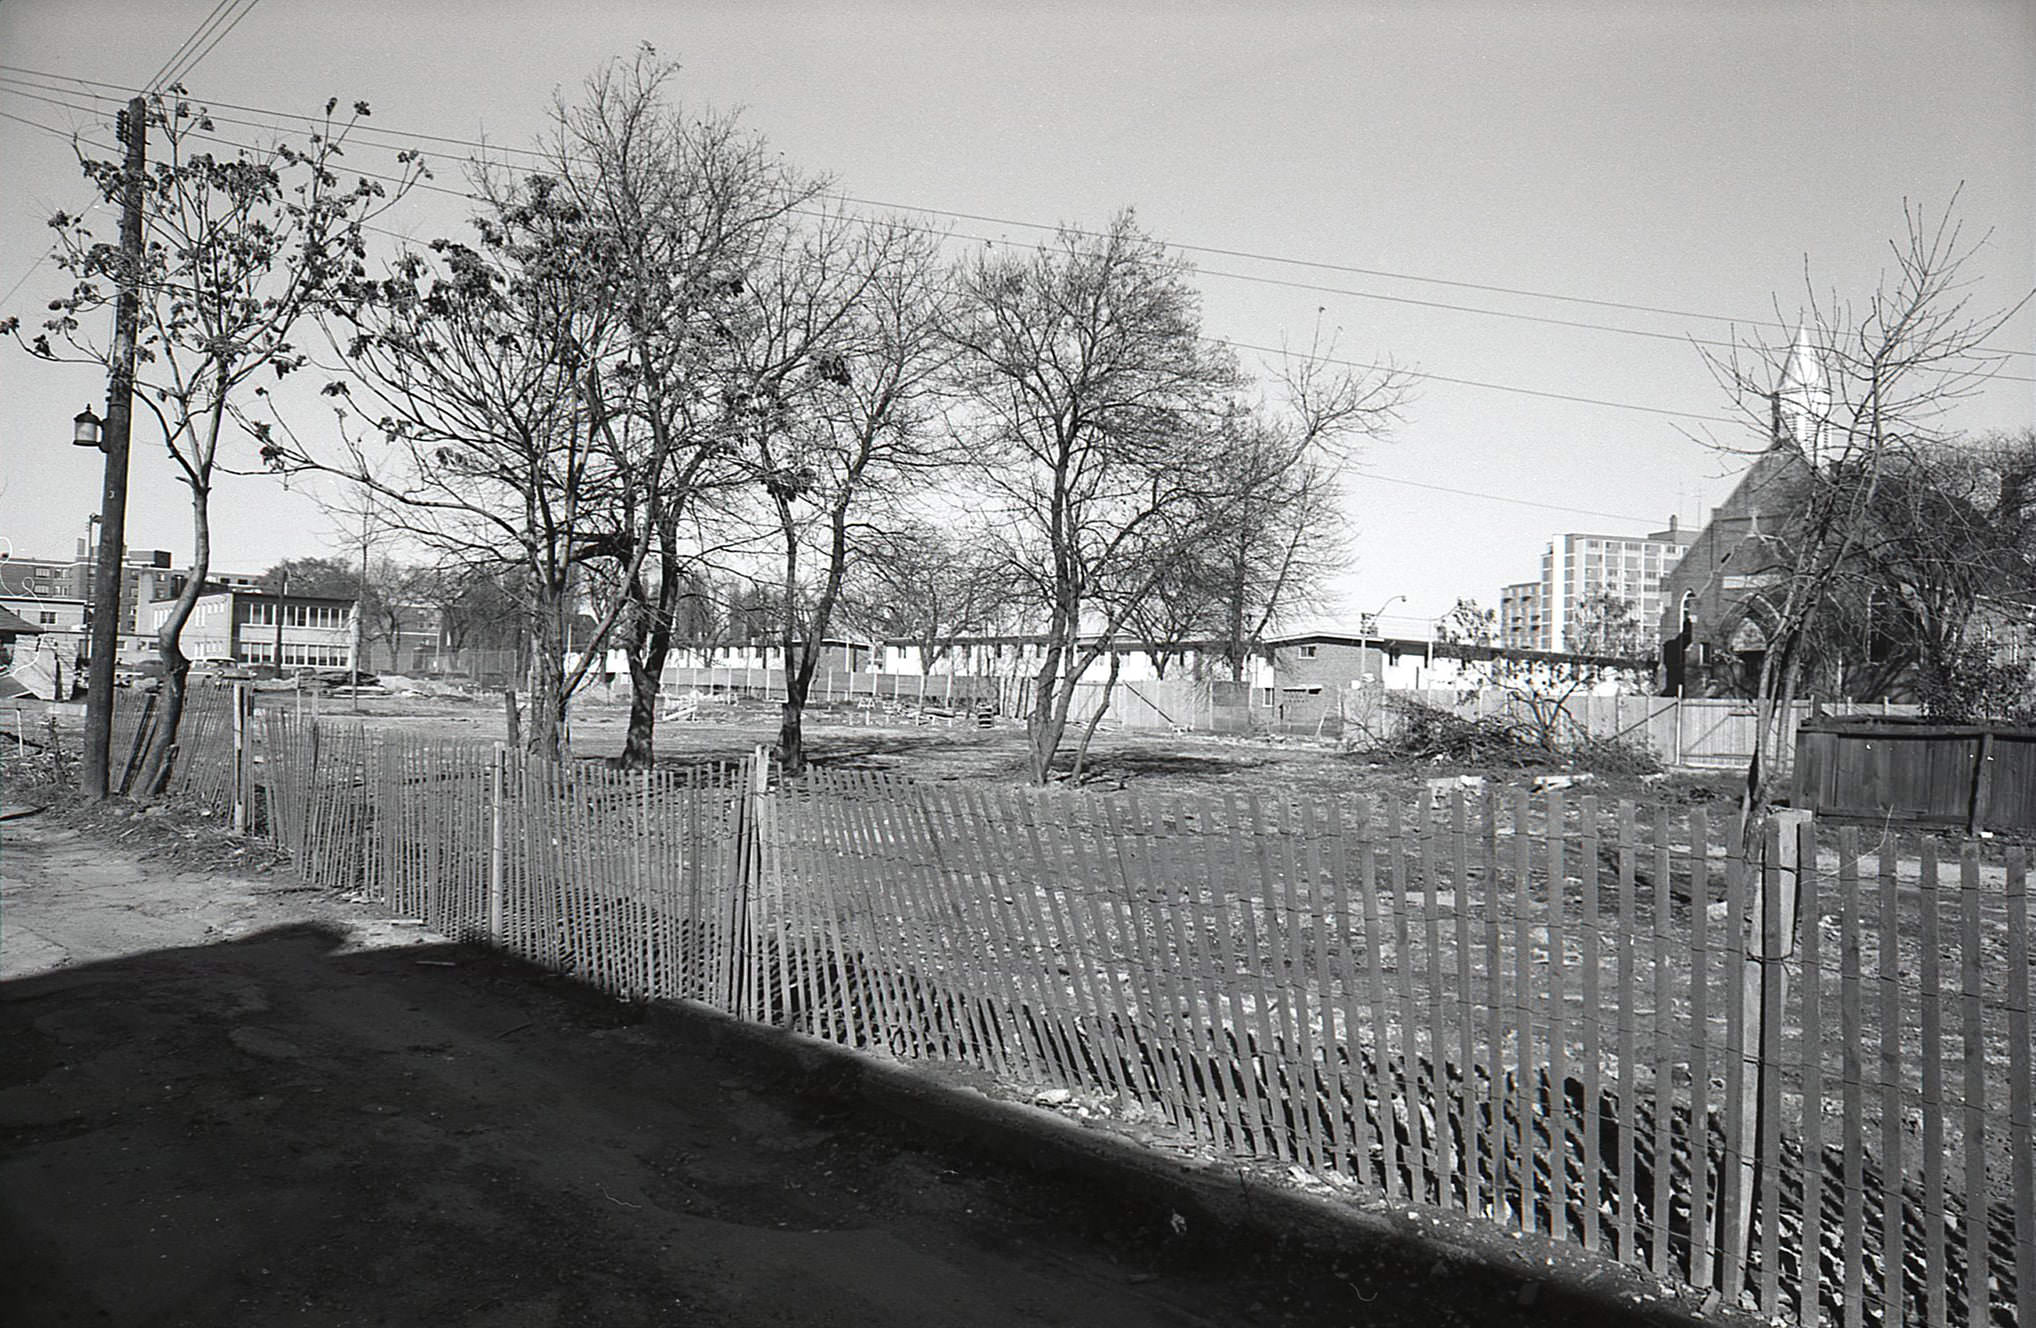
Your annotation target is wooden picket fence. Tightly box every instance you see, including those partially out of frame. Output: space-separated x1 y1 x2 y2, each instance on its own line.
131 684 2034 1326
107 680 241 808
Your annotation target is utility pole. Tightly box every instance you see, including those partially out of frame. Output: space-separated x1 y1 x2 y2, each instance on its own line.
273 567 288 671
81 96 147 800
351 488 371 714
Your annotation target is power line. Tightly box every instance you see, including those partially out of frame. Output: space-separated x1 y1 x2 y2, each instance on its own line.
1223 339 1737 421
0 246 54 306
10 70 2034 387
155 0 263 91
18 72 2029 384
13 59 2029 359
0 100 2017 533
146 0 237 92
0 106 1719 528
0 105 78 140
0 96 1993 425
1350 471 1670 525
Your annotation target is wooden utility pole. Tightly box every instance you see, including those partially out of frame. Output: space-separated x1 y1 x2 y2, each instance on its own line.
273 567 288 671
351 491 371 713
81 96 148 799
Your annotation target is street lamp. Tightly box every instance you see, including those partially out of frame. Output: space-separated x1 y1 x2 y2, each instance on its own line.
73 407 104 450
1360 594 1406 685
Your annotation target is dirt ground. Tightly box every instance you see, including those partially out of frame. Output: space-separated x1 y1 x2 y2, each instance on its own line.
272 687 1739 811
3 805 1649 1328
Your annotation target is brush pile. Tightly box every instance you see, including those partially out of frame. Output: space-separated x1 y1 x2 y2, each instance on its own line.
1367 698 1660 777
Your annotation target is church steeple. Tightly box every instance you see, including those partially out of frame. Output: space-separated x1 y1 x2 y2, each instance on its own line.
1774 325 1831 462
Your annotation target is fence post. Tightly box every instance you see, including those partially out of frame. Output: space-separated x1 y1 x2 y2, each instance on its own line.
489 741 506 943
1968 730 1996 836
1727 807 1809 1304
727 744 771 1020
231 681 250 834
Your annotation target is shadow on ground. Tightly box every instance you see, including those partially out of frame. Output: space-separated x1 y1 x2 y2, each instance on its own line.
1074 750 1272 783
0 922 1604 1328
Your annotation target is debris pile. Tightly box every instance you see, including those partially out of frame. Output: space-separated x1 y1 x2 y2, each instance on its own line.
1364 698 1660 778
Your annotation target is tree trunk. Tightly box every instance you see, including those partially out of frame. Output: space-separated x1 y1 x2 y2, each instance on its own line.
1226 541 1250 682
135 488 210 797
776 617 826 778
525 589 570 761
1026 641 1068 784
1069 649 1122 783
621 649 660 769
135 650 190 798
619 525 689 770
1739 634 1803 863
776 671 810 776
618 580 657 771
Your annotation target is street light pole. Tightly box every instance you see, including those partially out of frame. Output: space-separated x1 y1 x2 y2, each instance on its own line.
80 96 147 800
1360 594 1405 686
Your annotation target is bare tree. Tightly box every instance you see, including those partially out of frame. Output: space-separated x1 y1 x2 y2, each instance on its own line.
730 212 956 774
258 553 418 670
1698 198 2031 843
415 560 533 681
1119 547 1220 680
283 164 635 758
838 518 1013 674
1202 341 1405 681
543 51 822 768
952 214 1405 781
1115 344 1402 684
1846 430 2036 708
6 89 419 793
950 212 1247 783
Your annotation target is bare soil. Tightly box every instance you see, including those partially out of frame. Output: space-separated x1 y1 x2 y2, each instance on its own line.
287 687 1739 811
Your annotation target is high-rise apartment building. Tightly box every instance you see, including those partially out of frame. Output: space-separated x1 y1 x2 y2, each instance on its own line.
1502 518 1693 654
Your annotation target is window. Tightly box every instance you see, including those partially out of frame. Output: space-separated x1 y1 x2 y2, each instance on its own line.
1298 644 1318 659
38 611 57 624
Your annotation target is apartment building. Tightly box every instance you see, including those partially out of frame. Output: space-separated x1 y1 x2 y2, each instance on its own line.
0 543 186 664
1498 580 1542 651
1505 518 1692 654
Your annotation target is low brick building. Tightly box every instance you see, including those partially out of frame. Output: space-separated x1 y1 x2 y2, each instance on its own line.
148 587 358 670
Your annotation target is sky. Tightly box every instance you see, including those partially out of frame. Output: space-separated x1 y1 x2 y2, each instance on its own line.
1 0 2031 638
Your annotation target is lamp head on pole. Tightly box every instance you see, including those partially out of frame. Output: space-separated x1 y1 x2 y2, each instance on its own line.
73 408 104 450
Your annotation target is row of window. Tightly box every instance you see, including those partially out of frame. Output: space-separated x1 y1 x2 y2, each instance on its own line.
239 642 352 667
242 602 348 629
1577 538 1674 555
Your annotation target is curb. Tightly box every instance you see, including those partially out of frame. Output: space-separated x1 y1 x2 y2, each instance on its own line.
645 996 1762 1328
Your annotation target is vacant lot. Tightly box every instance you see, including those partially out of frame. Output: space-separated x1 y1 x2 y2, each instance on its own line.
271 687 1740 812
